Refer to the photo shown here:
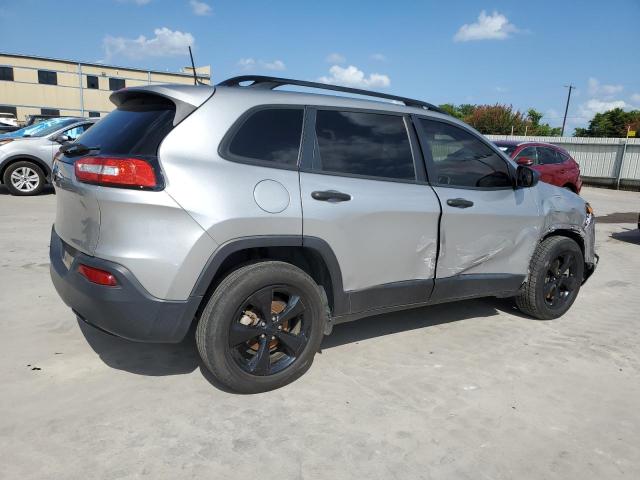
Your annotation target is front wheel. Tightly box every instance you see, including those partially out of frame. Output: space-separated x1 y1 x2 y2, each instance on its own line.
196 261 326 393
516 236 584 319
3 161 45 196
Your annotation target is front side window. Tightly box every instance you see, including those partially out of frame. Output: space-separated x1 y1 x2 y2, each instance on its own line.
62 124 92 141
38 70 57 85
314 110 415 180
537 147 560 165
514 146 538 164
420 119 511 188
227 108 303 166
109 78 125 91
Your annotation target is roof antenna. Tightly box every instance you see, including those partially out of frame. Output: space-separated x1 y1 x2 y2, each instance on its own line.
188 46 198 85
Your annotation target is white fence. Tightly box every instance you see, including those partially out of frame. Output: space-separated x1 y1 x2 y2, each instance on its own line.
486 135 640 189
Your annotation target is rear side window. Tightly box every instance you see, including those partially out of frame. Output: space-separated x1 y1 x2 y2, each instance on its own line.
537 147 561 165
227 108 303 166
420 119 511 188
75 96 175 156
314 110 415 181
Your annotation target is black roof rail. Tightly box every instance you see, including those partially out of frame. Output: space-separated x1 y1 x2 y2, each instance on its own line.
218 75 447 115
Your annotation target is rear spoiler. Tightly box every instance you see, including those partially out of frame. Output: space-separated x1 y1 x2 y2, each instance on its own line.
110 84 215 125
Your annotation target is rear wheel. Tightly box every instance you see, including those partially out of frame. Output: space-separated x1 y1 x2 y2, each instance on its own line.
3 161 45 196
196 261 326 393
516 236 584 319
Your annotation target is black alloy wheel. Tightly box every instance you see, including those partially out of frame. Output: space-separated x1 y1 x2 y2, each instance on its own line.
229 285 310 376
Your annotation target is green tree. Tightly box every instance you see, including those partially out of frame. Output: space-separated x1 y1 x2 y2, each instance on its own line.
574 108 640 137
525 108 562 136
463 104 526 135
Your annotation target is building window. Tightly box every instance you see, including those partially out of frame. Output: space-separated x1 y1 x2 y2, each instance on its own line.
88 111 100 118
38 70 58 85
0 105 18 116
109 78 125 90
41 108 61 116
86 75 99 89
0 66 14 81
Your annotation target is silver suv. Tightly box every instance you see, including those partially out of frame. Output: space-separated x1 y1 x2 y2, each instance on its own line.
0 118 95 195
50 76 597 392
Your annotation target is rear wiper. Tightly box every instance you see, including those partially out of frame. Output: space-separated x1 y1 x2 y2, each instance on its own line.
61 142 100 157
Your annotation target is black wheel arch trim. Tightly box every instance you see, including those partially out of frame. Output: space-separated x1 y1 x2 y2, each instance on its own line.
1 154 52 182
189 235 348 315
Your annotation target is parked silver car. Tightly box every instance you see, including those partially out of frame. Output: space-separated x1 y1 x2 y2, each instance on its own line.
0 117 95 195
50 76 597 392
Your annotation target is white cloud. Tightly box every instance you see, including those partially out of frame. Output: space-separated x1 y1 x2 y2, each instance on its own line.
189 0 211 16
578 99 629 121
237 58 286 71
319 65 390 89
103 27 194 60
262 60 286 71
588 78 623 98
454 10 518 42
370 53 387 62
325 53 346 64
631 93 640 104
237 58 256 70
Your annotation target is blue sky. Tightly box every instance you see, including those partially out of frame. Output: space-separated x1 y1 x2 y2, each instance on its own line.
1 0 639 132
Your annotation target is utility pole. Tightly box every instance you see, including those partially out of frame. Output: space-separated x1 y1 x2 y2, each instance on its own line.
561 84 575 137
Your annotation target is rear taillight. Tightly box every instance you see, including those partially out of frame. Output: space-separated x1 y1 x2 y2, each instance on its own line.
74 156 158 189
78 264 118 286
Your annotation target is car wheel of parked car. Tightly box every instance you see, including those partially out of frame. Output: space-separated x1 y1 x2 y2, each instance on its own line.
196 261 326 393
3 161 45 196
516 236 584 320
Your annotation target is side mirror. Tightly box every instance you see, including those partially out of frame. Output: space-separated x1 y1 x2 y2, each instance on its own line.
516 156 534 166
516 165 539 188
54 134 71 144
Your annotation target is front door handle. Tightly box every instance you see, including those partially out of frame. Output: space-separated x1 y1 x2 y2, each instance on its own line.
446 198 474 208
311 190 351 202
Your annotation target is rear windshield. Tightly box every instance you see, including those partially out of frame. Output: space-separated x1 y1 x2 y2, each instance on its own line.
76 96 176 156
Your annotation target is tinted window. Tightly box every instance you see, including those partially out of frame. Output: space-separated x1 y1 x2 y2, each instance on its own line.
315 110 415 180
75 96 175 156
86 75 99 89
538 147 560 165
515 146 538 163
228 108 303 166
420 119 511 188
0 66 14 81
41 108 60 116
38 70 57 85
109 78 125 91
88 111 100 118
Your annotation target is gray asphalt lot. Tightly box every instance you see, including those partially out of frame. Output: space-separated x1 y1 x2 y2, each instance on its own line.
1 185 639 479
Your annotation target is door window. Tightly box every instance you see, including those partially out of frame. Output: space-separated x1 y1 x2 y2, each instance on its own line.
63 124 92 141
314 110 415 180
514 146 538 164
419 119 511 188
537 147 561 165
227 108 303 166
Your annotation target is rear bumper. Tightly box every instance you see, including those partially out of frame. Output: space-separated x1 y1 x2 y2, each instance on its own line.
49 227 201 343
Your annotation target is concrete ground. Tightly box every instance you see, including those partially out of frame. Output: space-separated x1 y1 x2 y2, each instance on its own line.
0 185 639 480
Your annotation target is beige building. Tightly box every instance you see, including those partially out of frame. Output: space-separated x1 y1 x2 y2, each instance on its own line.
0 52 211 122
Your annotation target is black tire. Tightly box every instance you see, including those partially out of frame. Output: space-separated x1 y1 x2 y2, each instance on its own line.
3 161 45 196
516 236 584 320
196 261 327 393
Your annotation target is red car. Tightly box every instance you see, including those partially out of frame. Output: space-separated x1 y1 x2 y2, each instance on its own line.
494 141 582 193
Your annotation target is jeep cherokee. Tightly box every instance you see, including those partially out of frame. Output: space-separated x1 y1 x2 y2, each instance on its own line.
50 76 597 393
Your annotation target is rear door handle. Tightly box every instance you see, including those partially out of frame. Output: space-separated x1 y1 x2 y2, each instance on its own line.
446 198 474 208
311 190 351 202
